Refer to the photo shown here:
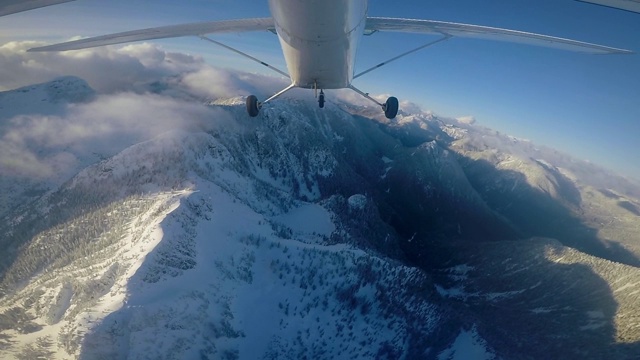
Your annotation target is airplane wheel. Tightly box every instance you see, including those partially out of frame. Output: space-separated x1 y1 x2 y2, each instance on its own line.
384 96 399 119
319 93 325 108
246 95 260 117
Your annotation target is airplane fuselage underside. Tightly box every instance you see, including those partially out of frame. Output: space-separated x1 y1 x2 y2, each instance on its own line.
268 0 367 89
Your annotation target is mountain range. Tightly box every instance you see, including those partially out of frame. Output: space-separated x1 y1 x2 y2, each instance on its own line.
1 76 639 359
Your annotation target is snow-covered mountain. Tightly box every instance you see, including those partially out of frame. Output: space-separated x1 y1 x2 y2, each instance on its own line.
1 77 639 359
0 77 96 217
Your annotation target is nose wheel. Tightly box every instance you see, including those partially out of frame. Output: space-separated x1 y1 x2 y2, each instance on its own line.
318 90 325 108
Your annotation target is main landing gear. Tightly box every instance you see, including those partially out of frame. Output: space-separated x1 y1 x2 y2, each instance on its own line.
383 96 399 119
245 83 327 118
247 84 399 119
199 33 450 120
246 88 327 117
246 95 260 117
246 83 296 118
348 84 399 119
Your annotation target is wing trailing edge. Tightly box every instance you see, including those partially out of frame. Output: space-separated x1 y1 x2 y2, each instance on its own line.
577 0 640 14
0 0 75 17
365 17 632 55
28 18 275 52
28 15 632 55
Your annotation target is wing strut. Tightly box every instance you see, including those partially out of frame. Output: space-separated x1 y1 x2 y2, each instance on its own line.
199 35 289 78
349 35 450 119
353 34 451 80
199 35 295 118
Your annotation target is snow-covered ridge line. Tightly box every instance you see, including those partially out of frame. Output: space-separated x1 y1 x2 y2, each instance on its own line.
2 75 639 359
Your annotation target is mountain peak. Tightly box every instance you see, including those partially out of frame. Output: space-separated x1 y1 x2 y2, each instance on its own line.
41 76 95 104
0 76 95 122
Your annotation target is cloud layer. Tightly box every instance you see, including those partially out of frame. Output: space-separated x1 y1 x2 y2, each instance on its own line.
0 41 257 179
0 41 204 93
0 40 427 180
0 91 229 178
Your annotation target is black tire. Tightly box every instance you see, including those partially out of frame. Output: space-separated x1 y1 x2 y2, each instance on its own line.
384 96 399 119
319 94 325 108
246 95 260 117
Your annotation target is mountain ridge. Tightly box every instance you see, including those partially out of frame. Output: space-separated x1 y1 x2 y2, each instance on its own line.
1 77 639 359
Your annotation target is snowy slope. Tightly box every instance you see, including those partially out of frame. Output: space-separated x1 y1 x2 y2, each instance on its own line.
0 125 457 359
2 75 639 359
0 77 96 217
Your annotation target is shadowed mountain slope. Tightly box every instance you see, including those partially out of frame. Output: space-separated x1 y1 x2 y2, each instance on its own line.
0 78 638 359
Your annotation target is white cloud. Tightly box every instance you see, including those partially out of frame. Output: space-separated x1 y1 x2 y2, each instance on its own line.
0 92 230 178
0 40 409 179
398 100 426 115
177 66 289 100
0 41 206 93
0 41 257 179
1 40 292 96
456 115 476 125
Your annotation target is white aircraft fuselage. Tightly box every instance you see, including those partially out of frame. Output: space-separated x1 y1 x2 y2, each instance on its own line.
269 0 368 89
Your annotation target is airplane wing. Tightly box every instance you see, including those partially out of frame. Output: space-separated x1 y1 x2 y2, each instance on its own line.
28 18 275 52
0 0 75 17
365 17 632 55
577 0 640 14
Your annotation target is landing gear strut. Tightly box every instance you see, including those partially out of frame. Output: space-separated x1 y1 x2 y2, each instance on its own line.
199 34 450 119
245 83 297 117
345 35 450 119
348 85 399 119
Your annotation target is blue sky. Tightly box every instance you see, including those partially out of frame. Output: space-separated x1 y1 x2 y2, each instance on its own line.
1 0 639 179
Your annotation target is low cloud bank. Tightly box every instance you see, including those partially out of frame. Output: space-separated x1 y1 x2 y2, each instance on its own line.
0 92 227 178
0 40 426 179
0 41 204 93
0 41 289 97
0 41 252 179
456 115 476 125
